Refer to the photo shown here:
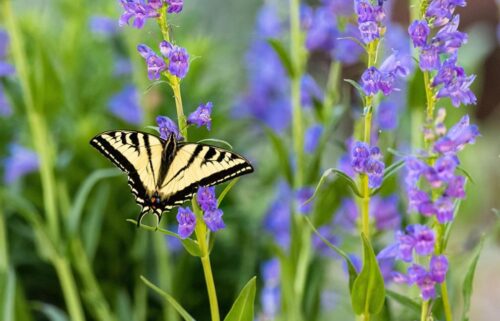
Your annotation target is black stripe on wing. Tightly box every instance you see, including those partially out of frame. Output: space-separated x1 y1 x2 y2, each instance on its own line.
164 161 254 206
90 135 147 205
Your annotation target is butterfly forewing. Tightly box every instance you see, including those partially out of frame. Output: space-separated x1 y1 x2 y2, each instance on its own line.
158 143 254 205
90 131 164 206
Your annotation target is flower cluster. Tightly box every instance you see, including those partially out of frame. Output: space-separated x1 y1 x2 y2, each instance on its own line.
137 41 189 80
405 113 479 223
350 141 385 188
408 1 475 107
197 186 225 232
119 0 183 29
361 51 411 96
355 0 386 44
187 102 212 130
388 225 449 300
157 115 183 140
108 85 143 125
0 29 15 116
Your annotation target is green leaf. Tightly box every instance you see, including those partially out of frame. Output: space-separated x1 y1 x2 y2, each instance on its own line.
304 217 358 290
140 276 196 321
0 267 16 321
217 178 240 206
197 138 233 150
371 159 405 196
461 236 485 321
385 290 420 313
267 39 295 77
223 277 256 321
344 79 366 102
263 126 293 185
68 168 121 235
456 166 475 184
408 68 426 112
351 233 386 315
306 168 362 207
32 302 69 321
128 220 201 257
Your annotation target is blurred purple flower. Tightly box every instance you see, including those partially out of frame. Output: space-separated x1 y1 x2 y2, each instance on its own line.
197 186 217 212
108 85 143 125
323 0 354 16
377 100 398 130
89 16 118 36
301 75 323 109
166 0 183 13
334 198 358 230
434 115 480 154
0 29 9 59
430 255 448 283
188 102 212 130
156 115 183 140
372 195 401 230
119 0 160 29
433 15 467 54
3 144 39 184
0 61 15 77
260 259 281 318
0 84 12 116
304 124 323 154
334 24 364 65
177 207 196 239
312 225 340 258
203 208 225 232
113 58 133 76
305 7 338 52
296 187 314 214
426 0 466 28
256 4 282 38
263 182 291 249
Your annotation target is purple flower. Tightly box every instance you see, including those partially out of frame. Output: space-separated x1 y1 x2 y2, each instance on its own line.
164 42 189 79
166 0 183 13
446 175 466 198
334 24 364 65
187 102 212 130
3 144 39 184
257 4 283 38
408 20 430 47
301 75 323 109
407 264 437 300
108 85 143 125
156 115 183 140
433 115 480 155
304 125 322 154
433 15 467 54
355 0 376 23
263 182 291 249
0 84 12 116
396 224 435 261
436 74 476 107
379 51 412 78
351 141 371 172
262 259 280 286
359 21 380 44
137 44 167 80
197 186 217 212
119 0 160 29
89 16 118 36
434 196 454 223
334 198 358 230
430 255 448 283
432 54 463 87
377 100 398 130
419 45 440 71
305 7 338 52
0 61 14 77
177 207 196 239
426 0 466 28
260 258 281 317
203 208 225 232
0 29 9 59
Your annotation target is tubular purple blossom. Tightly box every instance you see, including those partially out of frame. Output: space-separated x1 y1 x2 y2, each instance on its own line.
177 207 196 239
108 85 143 125
203 208 225 232
166 0 183 13
187 102 212 130
156 115 183 140
119 0 160 29
197 186 217 212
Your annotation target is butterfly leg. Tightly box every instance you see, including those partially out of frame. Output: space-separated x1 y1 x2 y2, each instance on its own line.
136 206 150 227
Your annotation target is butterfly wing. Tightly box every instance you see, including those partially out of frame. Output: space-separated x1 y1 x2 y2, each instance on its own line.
158 143 254 206
90 130 164 208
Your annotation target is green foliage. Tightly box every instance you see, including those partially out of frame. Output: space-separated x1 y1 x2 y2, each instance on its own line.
223 277 257 321
461 236 485 321
351 234 386 316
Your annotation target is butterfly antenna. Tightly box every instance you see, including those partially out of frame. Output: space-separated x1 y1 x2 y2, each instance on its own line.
136 207 150 228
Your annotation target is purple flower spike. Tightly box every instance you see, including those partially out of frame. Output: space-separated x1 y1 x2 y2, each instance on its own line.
119 0 160 29
156 115 183 140
197 186 217 212
203 208 225 232
188 102 212 130
3 144 39 184
177 207 196 239
430 255 449 283
166 0 183 13
434 115 480 155
408 20 429 47
361 67 382 95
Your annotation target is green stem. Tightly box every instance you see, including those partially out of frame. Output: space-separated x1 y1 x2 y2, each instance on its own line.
171 80 188 139
290 0 304 188
420 300 429 321
441 281 453 321
194 218 220 321
52 256 86 321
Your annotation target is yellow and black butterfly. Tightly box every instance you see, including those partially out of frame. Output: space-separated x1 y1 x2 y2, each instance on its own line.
90 130 254 226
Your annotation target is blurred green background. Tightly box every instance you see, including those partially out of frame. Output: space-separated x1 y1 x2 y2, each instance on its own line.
1 0 500 320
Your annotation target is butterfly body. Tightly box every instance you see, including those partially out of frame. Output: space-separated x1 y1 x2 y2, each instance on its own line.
90 130 254 225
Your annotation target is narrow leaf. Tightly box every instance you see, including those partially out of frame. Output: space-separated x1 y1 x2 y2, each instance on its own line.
224 277 256 321
344 79 366 102
217 178 240 206
457 166 475 184
371 159 405 196
128 220 201 257
140 276 196 321
267 39 295 77
197 138 233 150
263 127 293 185
351 233 386 315
304 217 358 290
385 290 420 313
306 168 362 207
461 236 485 321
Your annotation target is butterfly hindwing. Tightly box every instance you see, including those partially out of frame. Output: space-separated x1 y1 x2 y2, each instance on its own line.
90 130 164 206
158 143 254 205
